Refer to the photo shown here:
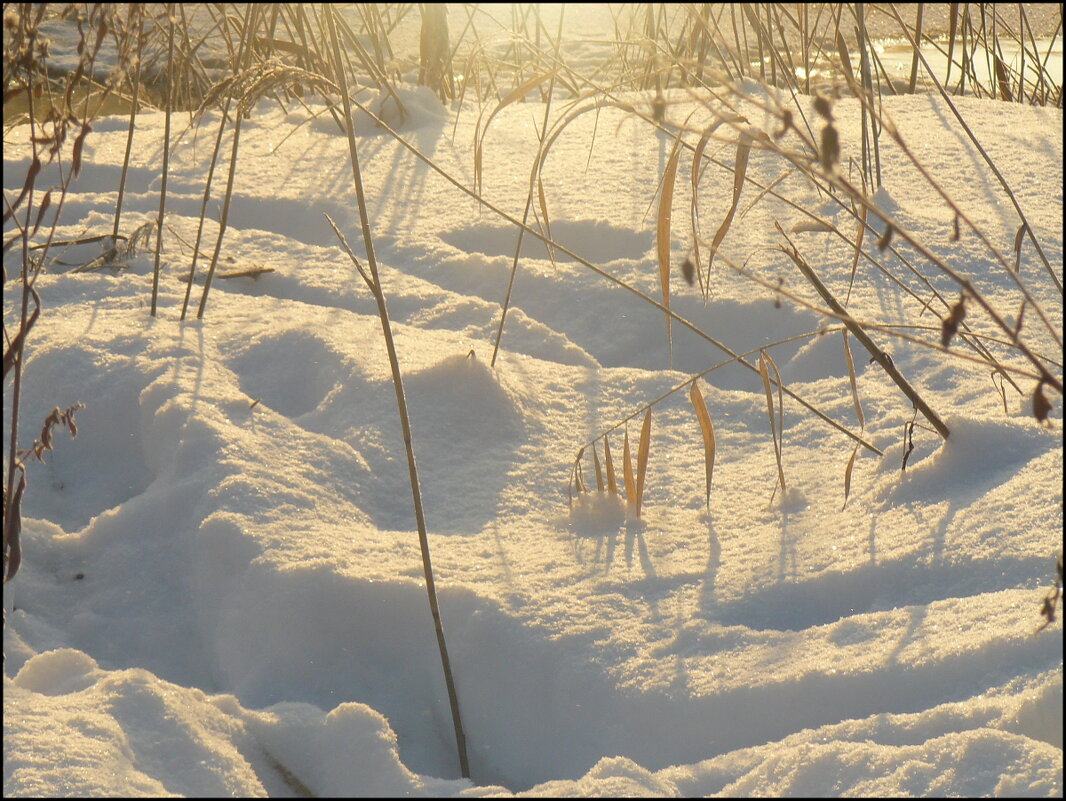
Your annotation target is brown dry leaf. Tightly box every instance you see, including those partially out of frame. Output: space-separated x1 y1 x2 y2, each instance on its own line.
623 427 636 509
842 443 858 510
635 408 652 517
604 435 618 495
842 331 865 430
706 129 752 273
689 381 716 507
657 134 682 353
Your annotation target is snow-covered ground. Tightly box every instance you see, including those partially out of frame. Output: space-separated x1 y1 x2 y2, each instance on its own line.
4 58 1062 797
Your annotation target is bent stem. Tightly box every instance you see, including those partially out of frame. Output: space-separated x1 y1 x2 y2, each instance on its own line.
324 6 470 781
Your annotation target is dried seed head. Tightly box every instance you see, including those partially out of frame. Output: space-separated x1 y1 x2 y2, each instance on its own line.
940 294 967 347
651 90 666 123
813 95 833 121
774 109 793 139
820 124 840 171
1033 379 1052 425
877 223 894 251
680 257 695 286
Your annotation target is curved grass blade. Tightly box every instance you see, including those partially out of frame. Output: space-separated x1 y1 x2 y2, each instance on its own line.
635 408 652 517
759 350 786 501
689 380 716 507
842 330 864 430
706 129 752 275
593 442 604 492
623 427 636 510
842 443 858 510
604 435 618 495
845 203 868 306
691 115 747 297
657 135 682 356
476 69 557 194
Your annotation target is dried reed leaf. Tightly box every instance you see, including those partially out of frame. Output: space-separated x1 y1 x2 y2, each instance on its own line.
759 350 787 498
604 435 618 495
30 190 52 238
706 129 752 271
689 381 716 507
690 115 745 293
836 30 856 92
842 443 858 510
657 135 682 351
623 427 636 508
533 98 634 260
635 408 652 517
842 331 864 430
994 53 1013 101
593 442 605 492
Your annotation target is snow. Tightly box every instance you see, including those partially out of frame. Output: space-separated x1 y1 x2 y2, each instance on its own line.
4 66 1063 798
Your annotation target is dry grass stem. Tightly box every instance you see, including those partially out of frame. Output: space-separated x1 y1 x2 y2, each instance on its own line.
656 133 682 355
759 349 787 501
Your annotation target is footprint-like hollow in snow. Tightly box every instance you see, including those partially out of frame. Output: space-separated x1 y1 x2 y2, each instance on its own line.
439 219 652 264
403 353 525 533
226 329 346 419
14 343 154 532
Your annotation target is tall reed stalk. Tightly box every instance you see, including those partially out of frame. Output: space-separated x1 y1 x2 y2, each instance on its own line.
323 5 470 781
